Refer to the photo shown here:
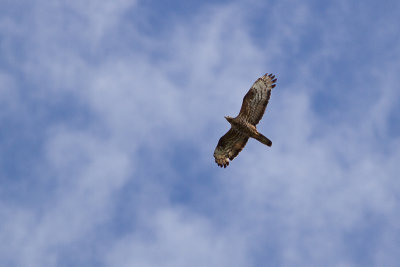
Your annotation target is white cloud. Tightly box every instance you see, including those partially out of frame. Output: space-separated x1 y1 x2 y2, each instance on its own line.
106 208 249 267
0 129 132 266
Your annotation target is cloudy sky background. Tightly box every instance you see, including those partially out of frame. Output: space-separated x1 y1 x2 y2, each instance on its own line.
1 0 400 266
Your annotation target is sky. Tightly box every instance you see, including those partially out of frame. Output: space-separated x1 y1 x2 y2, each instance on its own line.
1 0 400 266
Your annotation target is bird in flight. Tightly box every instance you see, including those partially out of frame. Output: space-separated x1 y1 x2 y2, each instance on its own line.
213 73 277 168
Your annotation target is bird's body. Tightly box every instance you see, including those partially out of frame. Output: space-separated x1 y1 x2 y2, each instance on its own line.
213 73 277 168
225 116 256 137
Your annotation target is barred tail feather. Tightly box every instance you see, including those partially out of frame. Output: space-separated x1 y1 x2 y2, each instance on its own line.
255 133 272 147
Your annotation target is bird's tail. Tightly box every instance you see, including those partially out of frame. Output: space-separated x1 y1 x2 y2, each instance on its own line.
255 132 272 147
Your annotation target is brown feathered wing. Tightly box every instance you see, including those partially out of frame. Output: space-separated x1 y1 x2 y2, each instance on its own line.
213 129 249 168
238 73 276 125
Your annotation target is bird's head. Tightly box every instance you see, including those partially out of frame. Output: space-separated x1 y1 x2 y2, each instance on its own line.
224 116 234 124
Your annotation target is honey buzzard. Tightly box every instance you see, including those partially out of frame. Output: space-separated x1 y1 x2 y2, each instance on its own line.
214 73 277 168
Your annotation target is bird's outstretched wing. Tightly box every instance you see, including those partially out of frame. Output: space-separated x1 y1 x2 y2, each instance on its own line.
238 73 277 125
213 128 249 168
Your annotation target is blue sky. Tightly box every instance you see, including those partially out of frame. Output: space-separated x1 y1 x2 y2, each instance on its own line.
1 0 400 266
